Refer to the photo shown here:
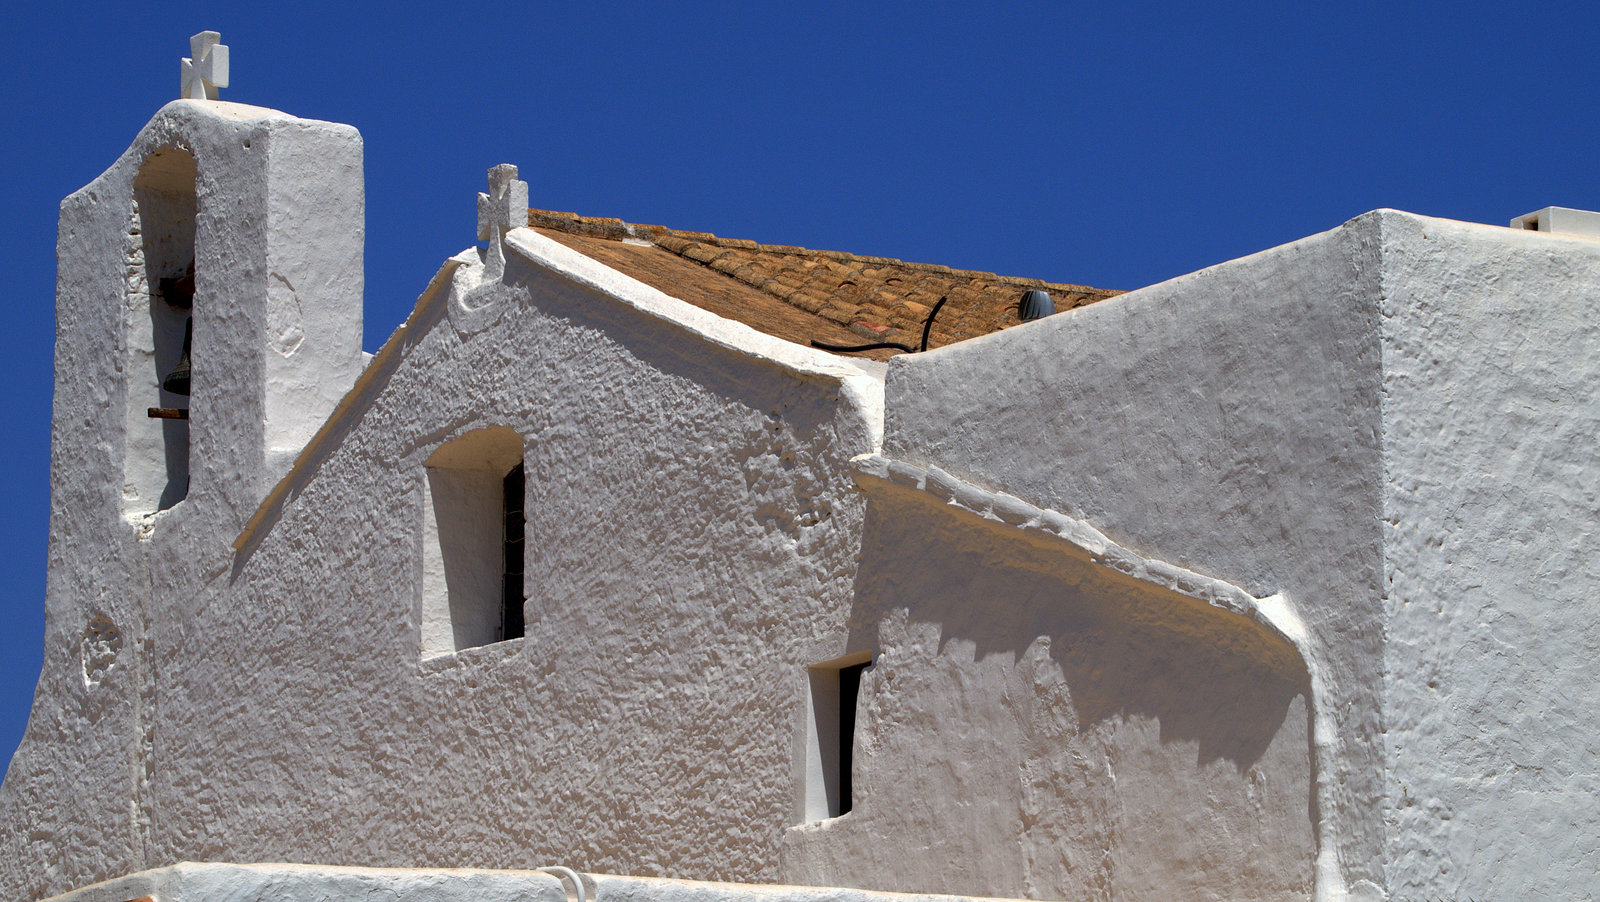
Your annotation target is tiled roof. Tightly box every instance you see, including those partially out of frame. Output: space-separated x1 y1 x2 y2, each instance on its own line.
528 209 1122 360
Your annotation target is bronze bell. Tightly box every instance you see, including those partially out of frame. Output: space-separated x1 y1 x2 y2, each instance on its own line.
162 318 192 396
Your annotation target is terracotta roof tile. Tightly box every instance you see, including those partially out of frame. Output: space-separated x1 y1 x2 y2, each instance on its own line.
525 208 1123 359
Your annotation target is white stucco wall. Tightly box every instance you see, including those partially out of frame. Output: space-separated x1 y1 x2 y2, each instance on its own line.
5 165 1326 899
151 226 1314 902
885 217 1385 898
42 862 1029 902
117 235 882 895
1376 213 1600 900
882 210 1600 900
780 481 1315 900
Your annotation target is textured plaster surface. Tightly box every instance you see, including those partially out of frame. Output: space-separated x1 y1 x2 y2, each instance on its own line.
46 863 567 902
1377 214 1600 899
884 210 1600 899
782 467 1315 901
885 218 1386 898
0 205 882 902
0 100 363 901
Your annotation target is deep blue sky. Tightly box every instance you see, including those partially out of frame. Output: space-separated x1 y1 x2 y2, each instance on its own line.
2 3 1597 767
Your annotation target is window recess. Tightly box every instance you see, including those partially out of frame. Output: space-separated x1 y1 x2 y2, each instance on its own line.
420 426 526 658
803 652 872 820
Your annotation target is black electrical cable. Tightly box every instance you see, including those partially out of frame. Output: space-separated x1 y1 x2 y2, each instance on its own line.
810 296 949 355
810 339 917 353
918 296 948 352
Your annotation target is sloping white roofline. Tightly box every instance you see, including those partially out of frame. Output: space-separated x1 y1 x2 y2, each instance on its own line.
232 226 887 554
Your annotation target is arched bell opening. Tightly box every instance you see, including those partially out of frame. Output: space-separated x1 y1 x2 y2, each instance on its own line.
123 146 197 515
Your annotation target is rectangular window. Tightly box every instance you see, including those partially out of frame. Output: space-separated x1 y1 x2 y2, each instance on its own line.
803 652 872 820
419 426 524 659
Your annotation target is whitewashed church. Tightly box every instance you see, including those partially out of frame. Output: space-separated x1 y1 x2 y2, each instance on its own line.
5 33 1600 902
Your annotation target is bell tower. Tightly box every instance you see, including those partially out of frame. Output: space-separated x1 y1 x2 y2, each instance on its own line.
7 34 367 884
55 35 364 554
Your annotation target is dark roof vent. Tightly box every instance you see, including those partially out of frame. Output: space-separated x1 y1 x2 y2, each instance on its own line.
1019 289 1055 321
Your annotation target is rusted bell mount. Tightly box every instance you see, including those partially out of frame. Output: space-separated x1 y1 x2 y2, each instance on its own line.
158 262 195 310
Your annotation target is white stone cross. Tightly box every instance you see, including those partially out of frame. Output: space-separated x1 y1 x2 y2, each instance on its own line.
477 164 529 282
181 31 230 100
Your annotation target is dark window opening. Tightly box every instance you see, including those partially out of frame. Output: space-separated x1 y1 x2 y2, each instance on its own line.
836 659 868 815
501 462 526 641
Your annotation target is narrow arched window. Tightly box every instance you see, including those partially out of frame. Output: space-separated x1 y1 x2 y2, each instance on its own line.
124 146 197 514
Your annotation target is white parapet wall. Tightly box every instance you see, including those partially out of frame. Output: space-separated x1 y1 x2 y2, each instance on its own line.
45 864 1029 902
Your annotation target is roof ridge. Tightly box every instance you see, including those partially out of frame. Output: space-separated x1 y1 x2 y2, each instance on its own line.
526 208 1111 296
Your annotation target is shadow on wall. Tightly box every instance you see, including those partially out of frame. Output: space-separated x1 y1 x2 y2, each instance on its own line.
798 485 1316 899
847 487 1308 766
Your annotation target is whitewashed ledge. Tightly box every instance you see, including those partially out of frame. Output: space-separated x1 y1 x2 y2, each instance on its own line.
44 863 1039 902
849 452 1309 651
